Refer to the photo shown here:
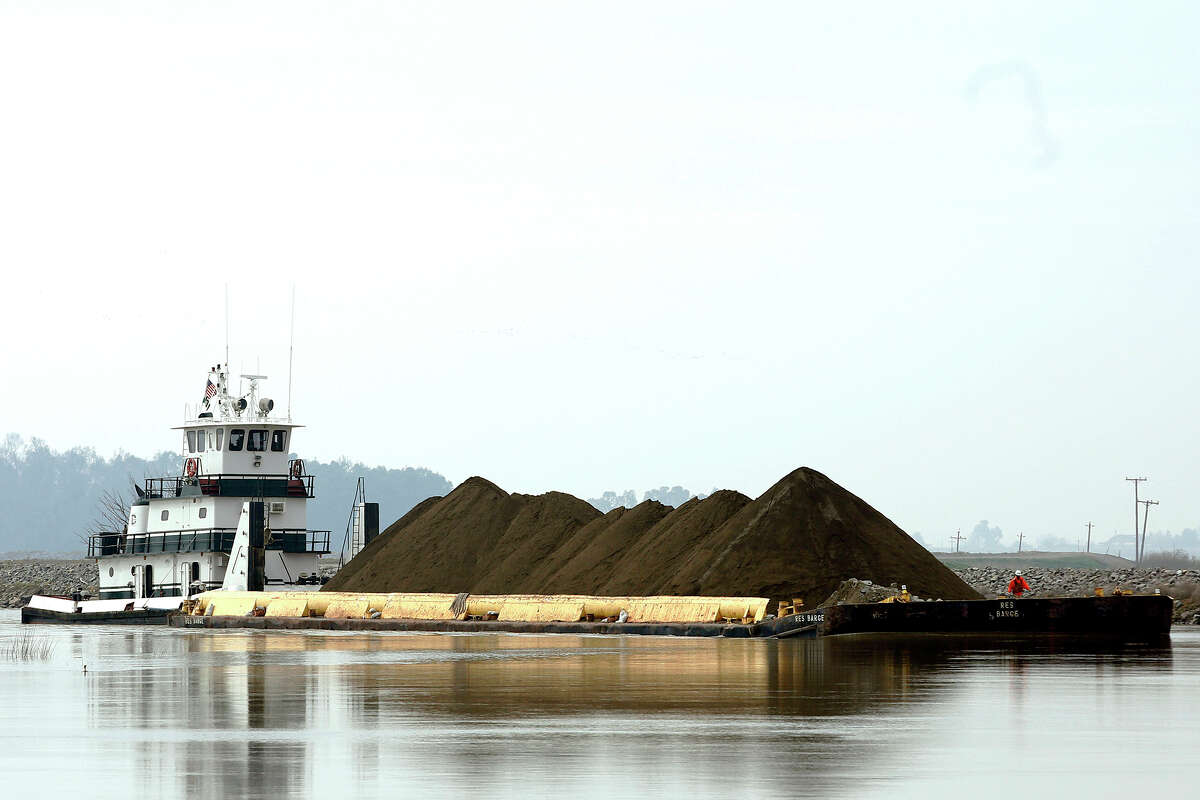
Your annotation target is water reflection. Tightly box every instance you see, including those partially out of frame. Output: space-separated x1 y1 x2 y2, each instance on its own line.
0 615 1191 800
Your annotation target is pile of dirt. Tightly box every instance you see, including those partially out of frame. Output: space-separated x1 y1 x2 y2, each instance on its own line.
821 579 907 606
324 467 981 607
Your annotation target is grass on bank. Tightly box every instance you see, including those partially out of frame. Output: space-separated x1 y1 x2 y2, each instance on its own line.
1141 551 1200 570
2 629 55 662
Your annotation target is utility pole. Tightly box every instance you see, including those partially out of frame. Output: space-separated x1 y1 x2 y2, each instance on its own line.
1085 522 1094 553
1138 499 1159 564
951 529 965 553
1125 477 1147 564
1017 531 1025 553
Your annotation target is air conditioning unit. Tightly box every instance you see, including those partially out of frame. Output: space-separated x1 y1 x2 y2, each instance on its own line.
269 501 286 514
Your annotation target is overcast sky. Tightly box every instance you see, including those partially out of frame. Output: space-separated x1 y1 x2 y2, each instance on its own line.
1 2 1196 547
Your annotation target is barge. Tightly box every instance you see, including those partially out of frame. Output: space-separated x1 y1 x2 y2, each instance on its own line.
171 612 823 638
820 594 1173 639
21 595 177 625
168 590 1173 640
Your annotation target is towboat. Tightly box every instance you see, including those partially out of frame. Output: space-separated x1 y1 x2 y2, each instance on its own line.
21 364 376 624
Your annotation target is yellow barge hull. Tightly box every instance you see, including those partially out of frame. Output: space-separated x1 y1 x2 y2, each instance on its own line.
187 591 770 625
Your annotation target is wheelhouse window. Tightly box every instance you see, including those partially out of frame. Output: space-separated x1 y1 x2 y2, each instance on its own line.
228 429 245 451
216 429 224 451
196 430 205 452
247 429 268 452
271 430 287 452
186 431 196 452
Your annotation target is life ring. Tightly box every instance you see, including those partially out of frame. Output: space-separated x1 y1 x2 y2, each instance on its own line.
290 459 304 479
184 458 198 478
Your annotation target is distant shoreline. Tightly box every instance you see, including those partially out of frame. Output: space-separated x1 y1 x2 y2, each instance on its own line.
0 558 96 608
937 551 1136 569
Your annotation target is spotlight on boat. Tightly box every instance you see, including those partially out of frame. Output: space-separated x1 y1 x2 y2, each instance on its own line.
259 397 275 413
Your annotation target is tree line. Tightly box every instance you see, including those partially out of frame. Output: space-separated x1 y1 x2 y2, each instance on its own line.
0 434 451 556
587 486 709 512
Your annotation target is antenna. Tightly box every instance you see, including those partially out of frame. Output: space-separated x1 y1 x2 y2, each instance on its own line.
288 284 295 421
224 284 230 370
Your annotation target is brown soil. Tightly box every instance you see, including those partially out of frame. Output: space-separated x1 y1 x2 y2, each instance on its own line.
323 467 981 606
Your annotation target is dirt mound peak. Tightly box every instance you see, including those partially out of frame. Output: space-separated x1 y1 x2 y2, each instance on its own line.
449 476 509 498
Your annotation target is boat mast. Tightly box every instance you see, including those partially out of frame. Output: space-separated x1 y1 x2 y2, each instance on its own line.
288 284 295 422
224 284 230 373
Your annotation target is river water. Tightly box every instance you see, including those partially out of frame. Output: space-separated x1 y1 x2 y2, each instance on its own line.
1 610 1196 799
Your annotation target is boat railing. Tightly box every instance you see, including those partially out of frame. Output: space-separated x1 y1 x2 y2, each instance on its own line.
143 474 315 499
89 528 332 556
272 529 332 555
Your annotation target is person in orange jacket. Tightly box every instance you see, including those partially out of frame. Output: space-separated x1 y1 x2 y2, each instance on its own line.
1007 570 1031 597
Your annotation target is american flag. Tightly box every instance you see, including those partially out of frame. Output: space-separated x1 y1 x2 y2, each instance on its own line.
203 379 216 407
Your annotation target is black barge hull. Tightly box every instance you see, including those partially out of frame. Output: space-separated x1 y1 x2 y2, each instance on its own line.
820 595 1173 639
21 606 172 625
